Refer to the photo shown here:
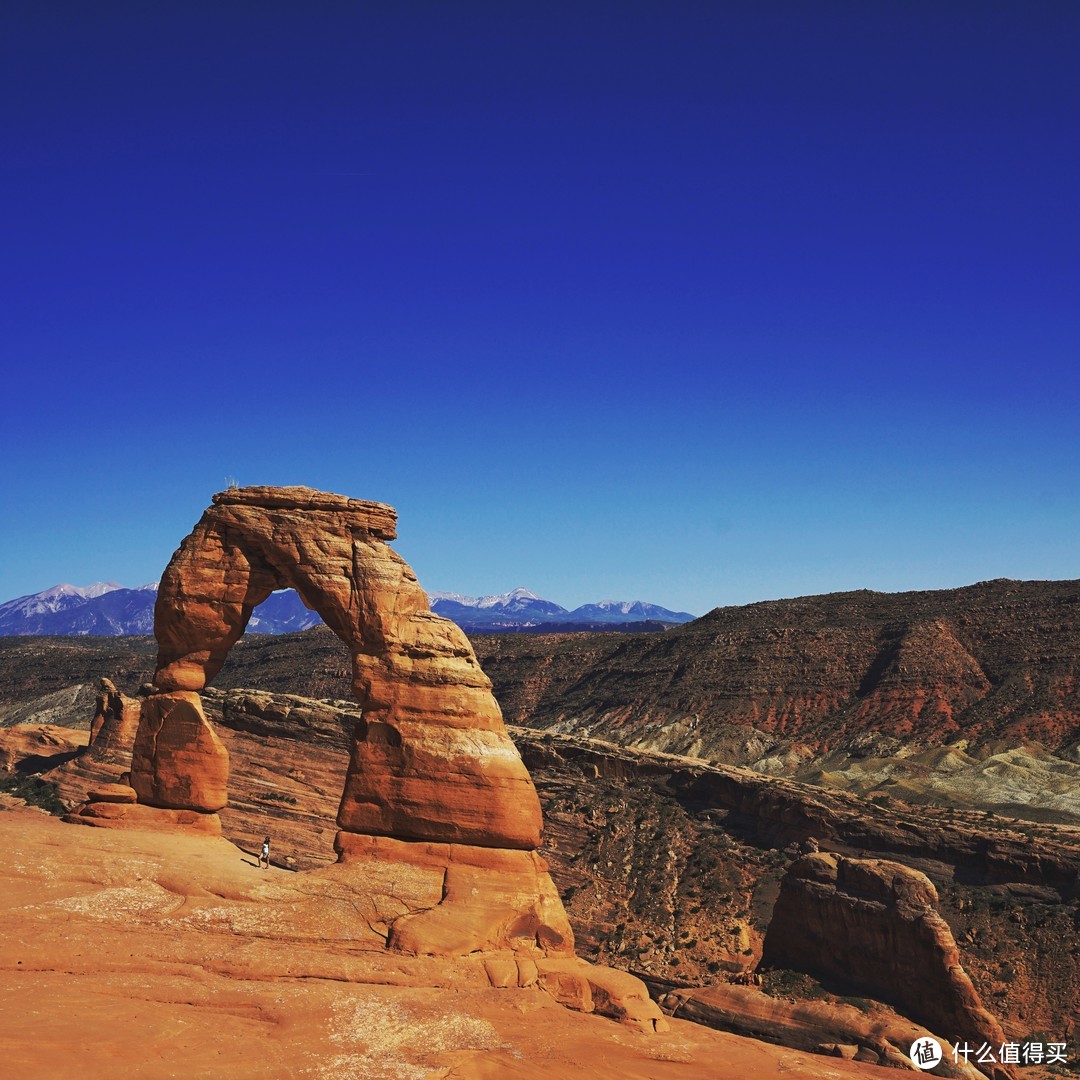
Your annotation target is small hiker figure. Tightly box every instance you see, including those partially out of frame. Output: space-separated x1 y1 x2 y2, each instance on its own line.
260 836 271 869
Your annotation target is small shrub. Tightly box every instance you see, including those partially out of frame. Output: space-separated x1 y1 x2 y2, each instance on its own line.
839 995 875 1013
0 774 66 815
262 791 298 805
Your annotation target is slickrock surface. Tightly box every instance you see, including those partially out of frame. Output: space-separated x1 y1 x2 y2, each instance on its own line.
14 691 1076 1067
0 723 86 775
334 832 576 964
0 807 900 1079
659 984 986 1078
762 854 1014 1080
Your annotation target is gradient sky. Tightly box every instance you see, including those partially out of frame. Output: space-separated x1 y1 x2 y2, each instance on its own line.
3 2 1078 615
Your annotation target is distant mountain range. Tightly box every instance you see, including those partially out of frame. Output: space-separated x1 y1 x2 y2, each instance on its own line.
0 583 696 637
426 587 694 630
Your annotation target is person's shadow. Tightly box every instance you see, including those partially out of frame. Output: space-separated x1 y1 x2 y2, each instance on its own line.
240 847 261 868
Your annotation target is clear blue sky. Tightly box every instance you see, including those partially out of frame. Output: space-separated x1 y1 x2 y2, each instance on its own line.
3 2 1078 615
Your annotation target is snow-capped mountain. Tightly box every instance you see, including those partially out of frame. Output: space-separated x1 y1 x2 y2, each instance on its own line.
0 581 123 624
567 599 696 624
0 582 696 636
245 590 322 634
427 587 695 631
428 587 569 626
0 583 152 636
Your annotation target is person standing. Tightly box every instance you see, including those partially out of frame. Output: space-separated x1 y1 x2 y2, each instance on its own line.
260 836 271 869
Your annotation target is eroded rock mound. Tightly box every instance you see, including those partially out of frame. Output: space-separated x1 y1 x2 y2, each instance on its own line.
87 678 141 764
660 983 986 1078
762 853 1014 1080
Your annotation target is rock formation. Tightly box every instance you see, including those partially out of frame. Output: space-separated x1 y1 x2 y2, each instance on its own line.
138 485 541 851
762 853 1015 1080
130 691 229 812
67 486 664 1030
659 983 987 1078
23 700 1078 1055
87 678 141 764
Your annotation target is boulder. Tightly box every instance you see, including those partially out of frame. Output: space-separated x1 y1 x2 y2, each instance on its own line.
129 691 229 812
762 853 1015 1080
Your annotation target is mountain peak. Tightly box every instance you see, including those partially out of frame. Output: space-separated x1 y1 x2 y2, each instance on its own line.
476 587 541 609
37 582 122 600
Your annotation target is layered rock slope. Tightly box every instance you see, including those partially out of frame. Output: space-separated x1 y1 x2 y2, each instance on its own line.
474 579 1080 759
23 686 1076 1068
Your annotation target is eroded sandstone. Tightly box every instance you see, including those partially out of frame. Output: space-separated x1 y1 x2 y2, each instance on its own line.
660 983 986 1078
132 486 541 850
87 677 141 764
67 487 659 1034
762 853 1015 1080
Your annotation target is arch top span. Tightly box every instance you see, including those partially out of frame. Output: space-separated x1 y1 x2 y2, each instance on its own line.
137 485 543 851
210 485 398 539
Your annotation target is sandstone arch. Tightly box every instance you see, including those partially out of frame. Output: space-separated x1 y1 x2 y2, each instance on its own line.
131 485 542 850
66 486 668 1030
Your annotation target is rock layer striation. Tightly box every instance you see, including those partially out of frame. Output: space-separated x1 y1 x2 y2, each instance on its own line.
69 487 663 1028
139 485 540 849
762 853 1014 1080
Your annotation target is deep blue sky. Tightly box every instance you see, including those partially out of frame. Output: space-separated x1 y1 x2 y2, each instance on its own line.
3 2 1078 614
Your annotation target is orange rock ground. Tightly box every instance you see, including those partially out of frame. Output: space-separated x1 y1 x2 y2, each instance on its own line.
0 807 899 1079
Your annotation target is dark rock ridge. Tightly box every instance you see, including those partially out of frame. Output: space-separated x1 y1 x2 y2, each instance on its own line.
474 578 1080 759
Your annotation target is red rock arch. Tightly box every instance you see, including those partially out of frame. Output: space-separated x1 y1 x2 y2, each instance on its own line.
131 486 542 850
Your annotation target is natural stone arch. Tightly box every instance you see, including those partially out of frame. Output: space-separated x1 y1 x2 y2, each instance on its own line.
130 486 542 850
67 486 670 1030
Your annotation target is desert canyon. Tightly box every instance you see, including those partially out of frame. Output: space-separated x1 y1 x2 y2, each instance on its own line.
0 487 1076 1079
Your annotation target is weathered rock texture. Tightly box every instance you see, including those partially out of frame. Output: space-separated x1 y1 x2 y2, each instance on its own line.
66 488 670 1026
130 691 229 812
334 832 575 960
13 691 1079 1056
762 853 1014 1080
1 808 893 1078
659 983 986 1078
137 486 541 850
87 678 141 764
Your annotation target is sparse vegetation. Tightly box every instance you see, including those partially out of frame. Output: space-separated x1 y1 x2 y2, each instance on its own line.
262 791 298 805
0 774 66 815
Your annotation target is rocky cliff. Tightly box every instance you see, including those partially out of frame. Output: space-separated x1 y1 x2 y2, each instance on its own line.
475 579 1080 760
10 685 1076 1068
762 853 1012 1079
